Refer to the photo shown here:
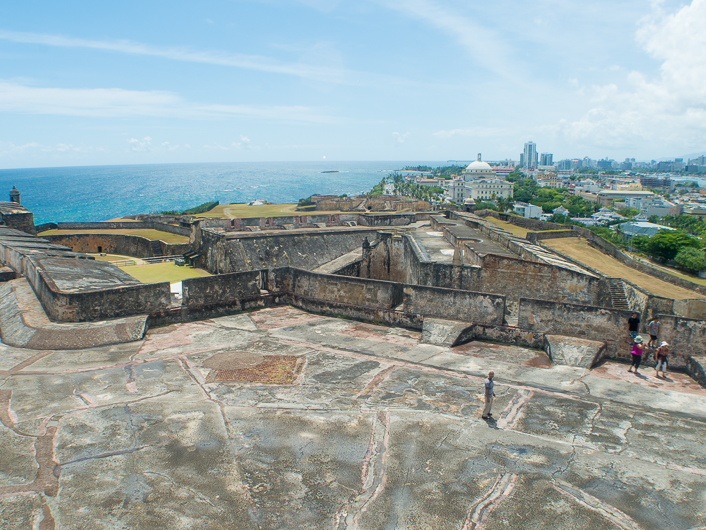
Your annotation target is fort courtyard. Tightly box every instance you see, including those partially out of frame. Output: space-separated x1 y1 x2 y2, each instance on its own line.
1 306 705 528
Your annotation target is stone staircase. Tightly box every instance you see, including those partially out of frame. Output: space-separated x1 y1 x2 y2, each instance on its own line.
608 278 629 310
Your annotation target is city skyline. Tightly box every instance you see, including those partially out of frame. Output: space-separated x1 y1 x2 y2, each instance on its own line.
0 0 705 169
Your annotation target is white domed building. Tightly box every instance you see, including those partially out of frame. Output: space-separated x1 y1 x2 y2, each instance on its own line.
463 154 496 181
447 153 514 204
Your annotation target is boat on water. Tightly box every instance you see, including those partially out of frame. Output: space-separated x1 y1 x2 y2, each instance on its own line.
321 170 339 173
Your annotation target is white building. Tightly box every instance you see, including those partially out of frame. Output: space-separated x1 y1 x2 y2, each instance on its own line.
523 141 538 169
625 196 681 218
447 154 513 203
462 154 497 181
514 202 543 219
575 179 601 194
620 222 676 238
467 179 514 201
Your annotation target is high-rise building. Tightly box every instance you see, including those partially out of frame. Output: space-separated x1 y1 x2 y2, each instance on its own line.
523 141 538 169
540 153 553 166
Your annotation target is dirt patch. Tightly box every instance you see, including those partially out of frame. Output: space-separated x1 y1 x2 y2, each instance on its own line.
208 355 305 385
202 351 264 370
524 355 553 369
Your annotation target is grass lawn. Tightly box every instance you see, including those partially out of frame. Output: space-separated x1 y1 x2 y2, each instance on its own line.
482 217 531 238
39 228 189 244
119 262 211 284
90 253 137 266
544 237 706 299
194 203 344 219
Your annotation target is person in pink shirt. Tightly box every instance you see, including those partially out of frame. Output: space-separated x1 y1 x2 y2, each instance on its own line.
627 335 645 374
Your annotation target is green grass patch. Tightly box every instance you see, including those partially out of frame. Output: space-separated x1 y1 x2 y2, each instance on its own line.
119 262 211 284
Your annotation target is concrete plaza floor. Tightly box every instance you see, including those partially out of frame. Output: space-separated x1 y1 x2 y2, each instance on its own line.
1 306 705 529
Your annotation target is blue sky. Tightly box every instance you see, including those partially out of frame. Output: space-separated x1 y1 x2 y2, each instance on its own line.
0 0 703 168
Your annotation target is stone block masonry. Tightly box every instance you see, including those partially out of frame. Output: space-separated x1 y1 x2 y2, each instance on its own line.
43 233 190 258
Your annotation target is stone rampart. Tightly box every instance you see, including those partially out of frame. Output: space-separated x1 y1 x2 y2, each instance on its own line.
197 227 379 274
25 256 170 322
366 233 605 307
479 211 706 297
43 233 190 258
526 230 578 243
402 283 505 324
472 211 567 231
517 298 629 361
515 297 698 369
287 268 403 309
182 270 263 307
267 268 505 327
454 323 546 350
53 221 191 237
478 253 605 305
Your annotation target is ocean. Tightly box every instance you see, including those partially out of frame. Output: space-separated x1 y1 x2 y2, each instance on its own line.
0 161 444 225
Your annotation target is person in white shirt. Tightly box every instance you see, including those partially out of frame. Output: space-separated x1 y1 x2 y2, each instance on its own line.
482 371 496 419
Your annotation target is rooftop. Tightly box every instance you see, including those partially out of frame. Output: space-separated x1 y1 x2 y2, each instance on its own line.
1 306 703 528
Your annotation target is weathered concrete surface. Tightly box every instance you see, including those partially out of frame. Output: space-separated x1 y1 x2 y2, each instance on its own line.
545 334 606 368
0 278 147 349
0 306 705 528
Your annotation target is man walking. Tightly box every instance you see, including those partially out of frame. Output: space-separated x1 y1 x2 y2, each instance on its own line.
482 371 496 419
647 316 661 349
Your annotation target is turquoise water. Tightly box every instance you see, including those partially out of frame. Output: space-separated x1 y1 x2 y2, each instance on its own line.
0 161 442 224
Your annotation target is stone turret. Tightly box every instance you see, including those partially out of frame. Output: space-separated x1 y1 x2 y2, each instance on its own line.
9 186 20 204
0 189 35 235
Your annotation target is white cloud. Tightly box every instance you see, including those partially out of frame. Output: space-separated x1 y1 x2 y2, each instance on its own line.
0 141 105 158
0 81 181 117
0 29 355 85
127 136 153 152
0 80 338 123
203 136 257 151
561 0 706 154
392 131 410 143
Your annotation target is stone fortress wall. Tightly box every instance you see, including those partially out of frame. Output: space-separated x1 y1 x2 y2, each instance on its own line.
1 205 706 383
37 220 192 258
42 233 190 259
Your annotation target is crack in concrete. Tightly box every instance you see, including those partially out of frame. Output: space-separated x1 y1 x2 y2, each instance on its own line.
356 365 397 399
496 389 533 430
59 443 159 467
333 411 391 529
462 472 518 530
585 402 603 437
552 442 577 477
552 479 642 530
568 373 591 395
